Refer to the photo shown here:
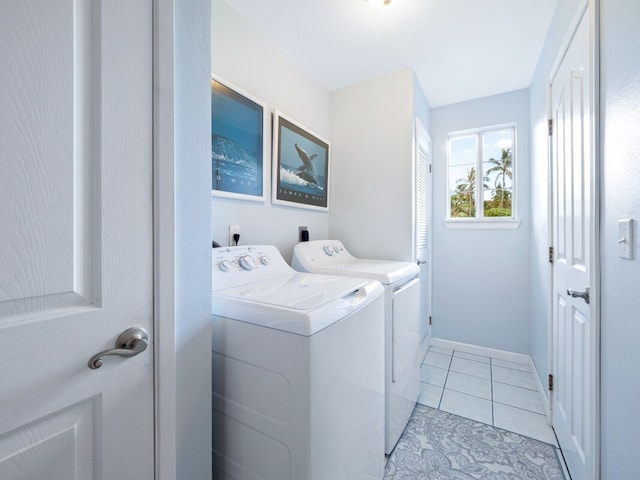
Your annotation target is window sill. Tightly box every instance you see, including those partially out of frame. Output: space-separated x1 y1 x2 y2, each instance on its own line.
445 219 520 230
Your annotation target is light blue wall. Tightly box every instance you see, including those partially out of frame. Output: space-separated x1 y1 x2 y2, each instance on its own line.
600 0 640 475
528 0 583 401
413 72 432 134
175 0 212 478
431 90 531 354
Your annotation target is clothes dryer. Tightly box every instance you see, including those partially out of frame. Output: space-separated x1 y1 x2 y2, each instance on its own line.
292 240 421 454
212 245 385 480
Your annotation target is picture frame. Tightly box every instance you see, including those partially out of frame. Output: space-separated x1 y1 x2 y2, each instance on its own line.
211 75 268 201
272 111 330 211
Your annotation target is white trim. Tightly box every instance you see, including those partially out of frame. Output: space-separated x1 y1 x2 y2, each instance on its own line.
210 74 270 203
548 0 589 83
445 219 520 230
154 0 177 478
589 1 601 478
430 338 530 365
446 125 517 222
546 78 555 440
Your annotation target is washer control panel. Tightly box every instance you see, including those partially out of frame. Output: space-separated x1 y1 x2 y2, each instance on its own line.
212 245 293 290
291 240 355 271
214 246 274 272
322 244 345 256
238 254 256 271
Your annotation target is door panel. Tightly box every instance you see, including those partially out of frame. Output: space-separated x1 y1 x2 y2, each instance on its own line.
0 0 154 478
0 399 96 480
550 9 592 480
0 0 96 314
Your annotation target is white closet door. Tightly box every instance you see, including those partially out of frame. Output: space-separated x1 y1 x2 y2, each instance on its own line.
0 1 155 478
550 7 596 480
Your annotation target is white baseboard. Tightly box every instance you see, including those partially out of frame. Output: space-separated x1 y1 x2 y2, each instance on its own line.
429 337 530 364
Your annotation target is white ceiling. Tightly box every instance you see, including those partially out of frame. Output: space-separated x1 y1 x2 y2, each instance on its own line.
224 0 558 107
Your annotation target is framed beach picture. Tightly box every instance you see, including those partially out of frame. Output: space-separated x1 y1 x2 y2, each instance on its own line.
211 76 268 201
272 111 330 211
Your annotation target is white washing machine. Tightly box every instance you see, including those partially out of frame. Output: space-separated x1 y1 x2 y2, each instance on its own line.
292 240 421 454
212 245 385 480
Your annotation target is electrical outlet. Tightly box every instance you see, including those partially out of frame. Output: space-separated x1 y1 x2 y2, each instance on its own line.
229 225 240 246
298 225 309 242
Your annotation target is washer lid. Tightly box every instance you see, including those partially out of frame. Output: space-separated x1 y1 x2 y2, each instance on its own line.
212 272 383 336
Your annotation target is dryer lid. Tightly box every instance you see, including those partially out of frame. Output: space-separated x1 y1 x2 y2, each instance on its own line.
309 259 418 285
292 240 418 285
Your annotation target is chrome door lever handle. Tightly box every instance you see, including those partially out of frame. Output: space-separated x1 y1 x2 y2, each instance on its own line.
567 287 590 304
88 327 149 369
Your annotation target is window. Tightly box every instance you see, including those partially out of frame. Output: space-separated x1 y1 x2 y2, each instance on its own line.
447 126 515 223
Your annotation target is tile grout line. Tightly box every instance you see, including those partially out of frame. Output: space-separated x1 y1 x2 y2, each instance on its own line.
492 378 538 392
492 400 548 417
426 348 559 449
443 385 492 402
453 352 491 365
437 350 454 410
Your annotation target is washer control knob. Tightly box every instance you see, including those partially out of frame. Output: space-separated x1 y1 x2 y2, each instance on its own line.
238 255 255 271
218 260 232 272
323 245 334 256
259 255 271 266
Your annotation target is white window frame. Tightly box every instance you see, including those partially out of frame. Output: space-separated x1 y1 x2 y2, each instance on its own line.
445 124 519 229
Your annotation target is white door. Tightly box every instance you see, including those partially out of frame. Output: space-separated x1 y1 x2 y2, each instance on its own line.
0 1 154 478
550 7 595 480
415 118 432 343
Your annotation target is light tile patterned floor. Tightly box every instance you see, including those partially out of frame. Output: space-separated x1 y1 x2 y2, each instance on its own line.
419 346 558 447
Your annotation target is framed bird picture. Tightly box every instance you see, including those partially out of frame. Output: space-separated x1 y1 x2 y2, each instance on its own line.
272 111 330 211
211 75 269 201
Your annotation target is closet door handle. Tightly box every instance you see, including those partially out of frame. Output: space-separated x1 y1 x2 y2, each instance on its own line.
567 287 590 304
88 327 149 369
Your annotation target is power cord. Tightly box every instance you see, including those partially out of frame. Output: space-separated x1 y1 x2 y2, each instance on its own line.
233 233 240 246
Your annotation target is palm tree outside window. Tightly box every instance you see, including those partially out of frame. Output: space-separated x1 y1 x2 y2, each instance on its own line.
447 127 515 220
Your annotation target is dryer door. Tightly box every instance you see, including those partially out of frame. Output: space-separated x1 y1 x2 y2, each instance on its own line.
391 277 421 382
